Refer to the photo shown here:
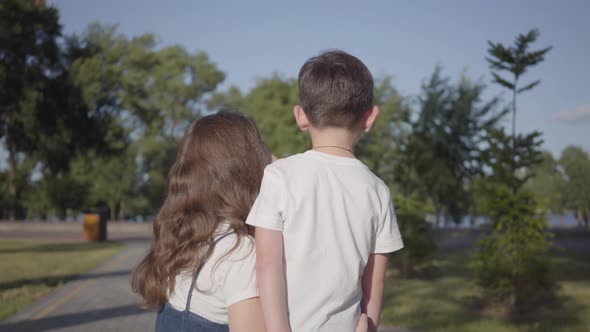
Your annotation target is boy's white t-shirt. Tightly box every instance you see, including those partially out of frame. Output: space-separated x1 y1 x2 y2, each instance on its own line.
246 150 404 331
167 226 258 324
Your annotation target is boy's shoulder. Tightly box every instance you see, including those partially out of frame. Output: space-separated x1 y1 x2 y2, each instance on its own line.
267 152 308 170
267 151 390 194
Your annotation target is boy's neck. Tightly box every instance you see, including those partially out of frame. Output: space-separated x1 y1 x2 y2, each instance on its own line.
309 126 362 158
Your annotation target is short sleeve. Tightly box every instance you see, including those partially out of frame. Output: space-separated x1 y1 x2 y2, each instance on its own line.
373 197 404 254
245 165 286 231
221 238 259 306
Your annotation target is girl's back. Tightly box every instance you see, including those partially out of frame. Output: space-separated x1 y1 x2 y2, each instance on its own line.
167 227 256 324
131 111 271 332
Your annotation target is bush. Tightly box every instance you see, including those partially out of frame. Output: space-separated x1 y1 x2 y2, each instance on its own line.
393 195 437 278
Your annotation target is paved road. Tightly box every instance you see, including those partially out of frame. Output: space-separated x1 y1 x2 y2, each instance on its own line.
435 228 590 253
0 240 155 332
0 221 152 242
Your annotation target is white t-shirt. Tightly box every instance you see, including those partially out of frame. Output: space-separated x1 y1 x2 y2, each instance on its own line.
246 150 404 332
167 226 258 324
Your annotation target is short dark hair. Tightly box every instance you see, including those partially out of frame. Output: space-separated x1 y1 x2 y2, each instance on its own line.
298 50 374 128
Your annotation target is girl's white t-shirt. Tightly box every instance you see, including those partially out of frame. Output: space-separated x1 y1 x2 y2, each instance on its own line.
246 150 404 331
167 226 258 324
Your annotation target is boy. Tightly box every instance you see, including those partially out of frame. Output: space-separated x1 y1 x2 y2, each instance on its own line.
246 50 403 332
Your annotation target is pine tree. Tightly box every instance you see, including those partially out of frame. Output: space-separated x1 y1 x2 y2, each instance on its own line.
486 29 551 141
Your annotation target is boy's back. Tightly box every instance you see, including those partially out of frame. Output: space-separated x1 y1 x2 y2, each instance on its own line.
248 50 404 332
246 150 403 331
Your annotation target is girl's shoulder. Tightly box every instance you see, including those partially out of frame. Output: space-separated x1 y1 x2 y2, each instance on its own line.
212 229 255 263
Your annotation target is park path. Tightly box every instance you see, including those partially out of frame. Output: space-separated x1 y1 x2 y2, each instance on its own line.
0 240 155 332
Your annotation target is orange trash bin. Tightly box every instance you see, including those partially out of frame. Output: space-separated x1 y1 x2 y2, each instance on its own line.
83 213 101 241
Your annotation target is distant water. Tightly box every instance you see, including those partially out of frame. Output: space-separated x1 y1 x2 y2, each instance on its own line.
428 213 585 229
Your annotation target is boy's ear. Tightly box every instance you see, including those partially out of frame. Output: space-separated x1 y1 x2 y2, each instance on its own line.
361 106 380 132
293 105 310 131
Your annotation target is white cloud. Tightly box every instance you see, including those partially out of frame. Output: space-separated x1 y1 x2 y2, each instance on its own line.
552 104 590 123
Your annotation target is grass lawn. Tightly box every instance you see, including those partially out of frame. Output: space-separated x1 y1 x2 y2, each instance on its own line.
382 250 590 332
0 240 124 320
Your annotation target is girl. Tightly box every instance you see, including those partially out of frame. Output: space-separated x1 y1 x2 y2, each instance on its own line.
131 111 271 332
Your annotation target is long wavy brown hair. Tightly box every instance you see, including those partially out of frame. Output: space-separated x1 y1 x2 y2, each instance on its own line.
131 111 271 310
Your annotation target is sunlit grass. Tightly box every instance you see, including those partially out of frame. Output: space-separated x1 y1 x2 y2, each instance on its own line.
382 250 590 332
0 240 124 320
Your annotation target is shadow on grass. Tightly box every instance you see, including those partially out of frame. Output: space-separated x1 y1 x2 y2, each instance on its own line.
0 304 150 332
549 249 590 282
0 270 131 291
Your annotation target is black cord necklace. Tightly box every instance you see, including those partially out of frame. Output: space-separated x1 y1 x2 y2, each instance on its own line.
313 145 354 154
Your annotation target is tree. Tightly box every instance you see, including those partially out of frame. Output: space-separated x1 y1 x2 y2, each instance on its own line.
26 25 131 219
0 0 61 220
67 23 225 216
471 29 553 312
355 78 438 276
470 185 552 308
356 77 408 187
0 158 35 219
525 151 567 220
487 29 552 141
471 128 554 311
209 75 308 156
71 151 137 220
409 66 503 226
559 146 590 227
392 194 436 278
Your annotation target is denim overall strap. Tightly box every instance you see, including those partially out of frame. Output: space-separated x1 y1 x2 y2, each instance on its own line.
184 231 233 312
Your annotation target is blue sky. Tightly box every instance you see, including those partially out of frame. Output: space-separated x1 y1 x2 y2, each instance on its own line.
49 0 589 156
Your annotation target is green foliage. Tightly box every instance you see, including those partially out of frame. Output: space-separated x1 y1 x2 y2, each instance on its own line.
0 158 35 219
22 179 51 219
392 195 437 278
209 74 308 156
0 16 225 219
357 77 408 187
525 151 567 214
470 185 553 307
408 66 503 224
0 0 61 220
243 75 308 156
134 136 181 217
471 29 554 312
71 151 137 220
487 29 551 86
486 28 551 138
472 127 553 312
481 128 544 193
559 146 590 224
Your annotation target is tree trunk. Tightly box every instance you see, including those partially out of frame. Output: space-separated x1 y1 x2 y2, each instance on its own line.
435 210 441 229
512 252 521 312
110 201 117 221
560 212 565 227
58 207 67 221
577 208 583 228
7 139 18 222
118 201 125 221
512 85 517 142
511 83 518 195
